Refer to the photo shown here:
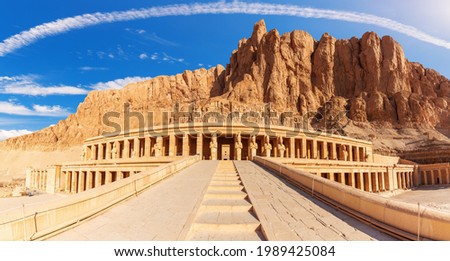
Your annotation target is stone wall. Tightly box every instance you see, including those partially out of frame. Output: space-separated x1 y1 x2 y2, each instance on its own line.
254 156 450 240
0 156 199 241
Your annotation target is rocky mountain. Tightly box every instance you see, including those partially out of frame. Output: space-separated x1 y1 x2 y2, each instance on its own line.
1 20 449 157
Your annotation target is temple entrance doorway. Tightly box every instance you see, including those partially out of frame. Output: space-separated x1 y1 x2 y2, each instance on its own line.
221 144 230 160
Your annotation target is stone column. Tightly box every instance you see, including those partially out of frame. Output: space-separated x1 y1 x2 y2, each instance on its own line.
264 136 272 157
277 137 286 158
330 142 336 160
235 133 243 160
301 137 307 158
329 173 335 182
124 139 130 159
92 145 98 161
154 137 163 157
182 134 189 156
196 134 203 159
406 172 411 188
86 146 92 161
71 171 78 193
311 139 318 159
98 143 104 160
249 135 258 160
112 141 118 159
289 138 295 159
169 135 176 156
354 146 360 162
210 134 218 160
95 171 102 188
145 137 151 157
106 171 112 184
359 172 365 191
133 137 140 158
367 172 372 192
348 145 353 162
105 142 111 160
340 173 346 185
78 171 85 193
438 169 443 185
65 172 71 193
403 172 408 188
322 141 328 159
86 171 93 190
431 171 435 185
373 172 379 192
446 168 450 185
339 144 344 160
117 171 124 180
351 171 356 188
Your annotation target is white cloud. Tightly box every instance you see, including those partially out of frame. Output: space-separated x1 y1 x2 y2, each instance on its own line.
0 1 450 57
0 75 88 96
137 29 146 34
90 76 152 90
79 66 108 71
0 129 33 141
139 53 148 60
150 53 158 60
0 101 71 117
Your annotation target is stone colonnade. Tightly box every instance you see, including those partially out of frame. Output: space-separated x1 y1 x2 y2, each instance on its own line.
60 169 133 193
419 163 450 186
291 164 415 193
26 169 48 191
82 133 371 163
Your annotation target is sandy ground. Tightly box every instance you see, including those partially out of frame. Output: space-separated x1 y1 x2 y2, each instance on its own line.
391 186 450 213
0 146 82 183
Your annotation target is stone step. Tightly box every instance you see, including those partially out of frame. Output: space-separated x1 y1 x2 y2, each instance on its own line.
199 199 252 212
191 211 261 232
210 180 242 186
207 185 244 191
211 176 240 181
204 191 248 199
188 230 264 241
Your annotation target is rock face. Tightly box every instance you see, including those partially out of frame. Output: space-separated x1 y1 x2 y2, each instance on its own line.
1 20 449 152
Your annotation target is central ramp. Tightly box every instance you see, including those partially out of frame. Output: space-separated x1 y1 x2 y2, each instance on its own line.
235 161 395 241
186 161 264 241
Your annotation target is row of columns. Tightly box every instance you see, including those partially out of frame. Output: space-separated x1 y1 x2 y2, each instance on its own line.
83 134 195 161
27 170 48 191
421 168 450 186
316 169 414 193
82 133 370 163
62 170 132 193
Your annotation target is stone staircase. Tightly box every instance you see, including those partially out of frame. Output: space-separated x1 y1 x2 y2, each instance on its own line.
186 161 265 240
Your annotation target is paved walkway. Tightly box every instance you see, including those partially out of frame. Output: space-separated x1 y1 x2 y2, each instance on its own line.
235 161 395 241
391 185 450 213
49 161 218 240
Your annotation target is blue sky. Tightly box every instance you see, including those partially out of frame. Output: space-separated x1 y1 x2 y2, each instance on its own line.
1 0 450 140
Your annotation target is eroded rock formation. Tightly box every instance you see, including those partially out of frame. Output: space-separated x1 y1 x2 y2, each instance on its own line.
1 20 449 154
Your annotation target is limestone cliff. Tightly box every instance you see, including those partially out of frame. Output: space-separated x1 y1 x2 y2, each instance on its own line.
1 20 449 156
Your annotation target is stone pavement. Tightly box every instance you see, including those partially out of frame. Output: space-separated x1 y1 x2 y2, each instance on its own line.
234 161 395 241
49 161 218 240
391 185 450 213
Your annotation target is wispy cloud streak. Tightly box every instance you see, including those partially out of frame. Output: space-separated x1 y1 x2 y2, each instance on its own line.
1 1 450 56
